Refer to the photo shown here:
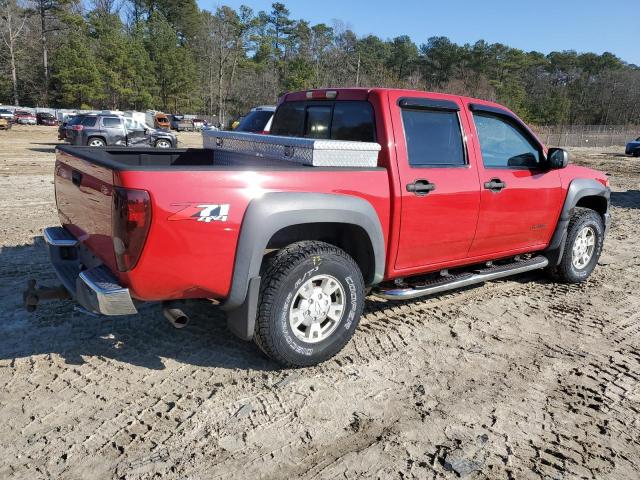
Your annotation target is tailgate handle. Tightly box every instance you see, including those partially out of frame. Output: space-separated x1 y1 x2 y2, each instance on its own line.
71 170 82 187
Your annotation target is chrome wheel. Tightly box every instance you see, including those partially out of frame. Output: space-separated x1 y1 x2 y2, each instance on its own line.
88 138 105 147
155 139 171 148
572 226 596 270
289 274 345 344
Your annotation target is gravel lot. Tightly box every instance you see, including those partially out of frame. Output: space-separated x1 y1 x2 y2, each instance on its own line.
1 126 639 479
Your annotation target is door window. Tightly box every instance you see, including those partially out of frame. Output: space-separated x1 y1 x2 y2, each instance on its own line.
473 114 541 168
102 117 122 128
401 109 465 167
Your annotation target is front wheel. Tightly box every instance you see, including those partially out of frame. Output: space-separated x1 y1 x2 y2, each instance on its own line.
548 207 604 283
254 241 365 367
155 139 172 148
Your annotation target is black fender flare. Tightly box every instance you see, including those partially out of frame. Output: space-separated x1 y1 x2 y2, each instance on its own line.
545 178 611 265
222 192 386 340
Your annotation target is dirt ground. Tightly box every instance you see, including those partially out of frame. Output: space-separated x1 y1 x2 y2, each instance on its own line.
1 126 639 480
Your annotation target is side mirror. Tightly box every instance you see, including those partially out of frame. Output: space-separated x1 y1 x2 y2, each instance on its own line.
548 148 569 169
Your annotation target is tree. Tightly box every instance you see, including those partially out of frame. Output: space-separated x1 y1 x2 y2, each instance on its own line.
50 14 101 107
0 0 28 105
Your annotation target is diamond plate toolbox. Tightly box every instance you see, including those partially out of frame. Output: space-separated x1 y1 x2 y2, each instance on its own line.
202 130 381 167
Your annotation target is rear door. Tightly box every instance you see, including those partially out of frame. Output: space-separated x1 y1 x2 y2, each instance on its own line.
465 103 562 256
102 116 126 145
389 92 481 270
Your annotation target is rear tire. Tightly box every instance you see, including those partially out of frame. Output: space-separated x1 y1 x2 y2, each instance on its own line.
87 137 105 147
547 207 604 283
254 241 365 367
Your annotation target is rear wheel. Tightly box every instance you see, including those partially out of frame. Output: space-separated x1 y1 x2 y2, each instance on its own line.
548 207 604 283
155 139 172 148
254 241 364 367
87 137 105 147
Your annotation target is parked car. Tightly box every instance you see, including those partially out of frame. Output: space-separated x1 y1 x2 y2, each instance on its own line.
145 111 171 130
32 88 610 367
169 114 193 131
234 105 275 133
36 112 58 126
0 108 14 121
14 110 37 125
58 115 75 140
0 117 11 130
63 114 176 148
625 137 640 157
192 118 204 131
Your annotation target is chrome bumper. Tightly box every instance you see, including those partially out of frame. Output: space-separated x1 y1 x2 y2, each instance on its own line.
44 226 137 316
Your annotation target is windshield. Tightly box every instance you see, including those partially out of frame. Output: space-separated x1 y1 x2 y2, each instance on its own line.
236 110 274 132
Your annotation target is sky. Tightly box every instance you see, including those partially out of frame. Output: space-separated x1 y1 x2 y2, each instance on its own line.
198 0 639 65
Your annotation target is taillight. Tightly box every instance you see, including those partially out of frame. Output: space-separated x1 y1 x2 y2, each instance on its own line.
305 90 338 99
112 187 151 271
71 125 84 131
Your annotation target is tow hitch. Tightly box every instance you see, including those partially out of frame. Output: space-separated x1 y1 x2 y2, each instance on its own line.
23 279 71 312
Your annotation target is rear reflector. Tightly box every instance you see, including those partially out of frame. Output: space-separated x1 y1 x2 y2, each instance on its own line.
112 187 152 272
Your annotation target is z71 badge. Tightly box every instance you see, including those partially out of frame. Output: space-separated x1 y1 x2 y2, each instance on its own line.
168 204 230 223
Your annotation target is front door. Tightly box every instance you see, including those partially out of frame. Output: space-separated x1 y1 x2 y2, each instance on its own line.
465 105 563 257
124 118 149 146
390 93 481 271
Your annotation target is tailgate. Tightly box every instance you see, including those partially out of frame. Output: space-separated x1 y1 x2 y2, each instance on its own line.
54 149 118 272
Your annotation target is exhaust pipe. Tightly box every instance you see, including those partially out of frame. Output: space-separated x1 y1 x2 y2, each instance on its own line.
163 301 189 329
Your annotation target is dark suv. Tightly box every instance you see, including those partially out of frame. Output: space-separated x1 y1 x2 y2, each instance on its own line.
64 114 176 148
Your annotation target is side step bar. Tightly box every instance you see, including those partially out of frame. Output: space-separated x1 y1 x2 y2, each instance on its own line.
373 256 549 301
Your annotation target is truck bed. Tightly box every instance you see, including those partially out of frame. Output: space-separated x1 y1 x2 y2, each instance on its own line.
56 145 314 171
53 144 390 302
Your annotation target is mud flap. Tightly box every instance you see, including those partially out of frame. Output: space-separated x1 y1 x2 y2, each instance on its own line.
225 276 261 341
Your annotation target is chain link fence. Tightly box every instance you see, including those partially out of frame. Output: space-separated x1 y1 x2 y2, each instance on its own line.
533 125 639 148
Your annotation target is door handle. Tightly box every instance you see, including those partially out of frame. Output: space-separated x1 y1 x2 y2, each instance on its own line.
406 179 436 196
484 178 506 192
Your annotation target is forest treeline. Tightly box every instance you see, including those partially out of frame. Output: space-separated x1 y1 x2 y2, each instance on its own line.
1 0 639 126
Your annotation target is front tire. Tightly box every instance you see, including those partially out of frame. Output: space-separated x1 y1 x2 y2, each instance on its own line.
155 139 172 148
254 241 365 367
548 207 604 283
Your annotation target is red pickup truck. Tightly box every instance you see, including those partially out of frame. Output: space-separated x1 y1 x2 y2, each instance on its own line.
30 88 611 367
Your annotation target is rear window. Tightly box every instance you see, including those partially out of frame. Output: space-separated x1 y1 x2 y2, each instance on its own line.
81 117 97 127
270 101 376 142
236 110 274 132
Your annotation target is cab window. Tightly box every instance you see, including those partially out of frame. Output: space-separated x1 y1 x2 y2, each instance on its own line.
271 101 375 142
473 113 541 168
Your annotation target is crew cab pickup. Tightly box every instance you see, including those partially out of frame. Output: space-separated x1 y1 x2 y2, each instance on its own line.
31 88 611 367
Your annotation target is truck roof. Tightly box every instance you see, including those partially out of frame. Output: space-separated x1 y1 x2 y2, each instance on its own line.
280 87 510 114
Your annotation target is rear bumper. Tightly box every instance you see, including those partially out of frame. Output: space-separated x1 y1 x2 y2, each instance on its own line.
44 226 138 316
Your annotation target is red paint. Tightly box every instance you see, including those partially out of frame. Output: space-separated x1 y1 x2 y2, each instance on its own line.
54 88 608 303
